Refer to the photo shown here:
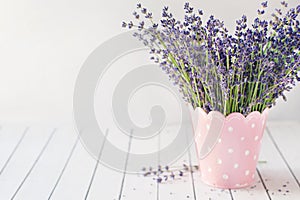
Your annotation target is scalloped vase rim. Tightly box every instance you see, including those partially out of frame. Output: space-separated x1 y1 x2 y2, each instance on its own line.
193 107 269 120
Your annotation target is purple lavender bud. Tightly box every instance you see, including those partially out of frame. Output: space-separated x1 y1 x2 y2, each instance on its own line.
141 8 147 14
276 8 282 15
157 177 162 183
170 172 175 179
184 2 190 10
138 21 145 29
179 171 183 177
258 9 265 15
242 15 247 22
133 11 140 19
281 1 288 7
261 1 268 8
145 12 153 19
164 175 168 181
128 21 133 29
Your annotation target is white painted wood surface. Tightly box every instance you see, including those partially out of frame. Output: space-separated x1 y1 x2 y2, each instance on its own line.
0 122 299 200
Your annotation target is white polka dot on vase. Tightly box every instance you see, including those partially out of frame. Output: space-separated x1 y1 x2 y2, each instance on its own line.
217 159 222 164
241 137 245 141
218 138 222 143
251 123 256 128
228 126 233 132
206 124 210 130
235 183 240 187
234 163 239 169
228 148 234 154
208 167 212 172
254 136 259 141
222 174 229 180
253 155 257 160
245 170 250 176
245 150 250 156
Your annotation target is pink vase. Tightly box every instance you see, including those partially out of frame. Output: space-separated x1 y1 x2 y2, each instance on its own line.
189 107 268 189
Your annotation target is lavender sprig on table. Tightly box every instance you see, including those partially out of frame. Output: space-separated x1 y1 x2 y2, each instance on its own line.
123 1 300 116
141 164 199 183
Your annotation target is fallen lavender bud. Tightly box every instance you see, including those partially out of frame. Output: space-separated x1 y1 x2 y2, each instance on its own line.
157 177 162 183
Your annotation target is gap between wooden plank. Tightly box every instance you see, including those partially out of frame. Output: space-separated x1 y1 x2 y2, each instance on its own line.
84 129 109 200
118 130 133 200
10 128 57 199
156 131 160 200
185 127 197 200
256 168 272 200
266 127 300 188
47 134 80 199
229 189 234 200
0 127 29 176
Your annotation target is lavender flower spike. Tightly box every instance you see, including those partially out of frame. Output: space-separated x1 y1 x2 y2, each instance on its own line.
123 1 300 116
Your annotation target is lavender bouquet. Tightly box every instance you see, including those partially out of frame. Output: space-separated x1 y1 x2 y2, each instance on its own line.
123 1 300 116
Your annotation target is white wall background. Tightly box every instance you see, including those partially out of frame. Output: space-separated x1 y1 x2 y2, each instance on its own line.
0 0 299 124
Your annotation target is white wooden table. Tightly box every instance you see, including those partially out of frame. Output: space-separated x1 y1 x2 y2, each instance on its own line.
0 121 299 200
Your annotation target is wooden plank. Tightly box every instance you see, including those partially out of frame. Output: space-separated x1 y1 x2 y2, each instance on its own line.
256 125 300 200
117 131 133 200
120 131 159 200
11 129 56 199
0 122 299 199
47 136 97 199
267 122 300 186
84 130 132 200
0 126 28 176
11 127 78 200
48 134 79 199
0 126 55 199
158 125 196 200
187 126 233 200
84 129 109 200
158 153 195 200
230 170 271 199
186 132 197 200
